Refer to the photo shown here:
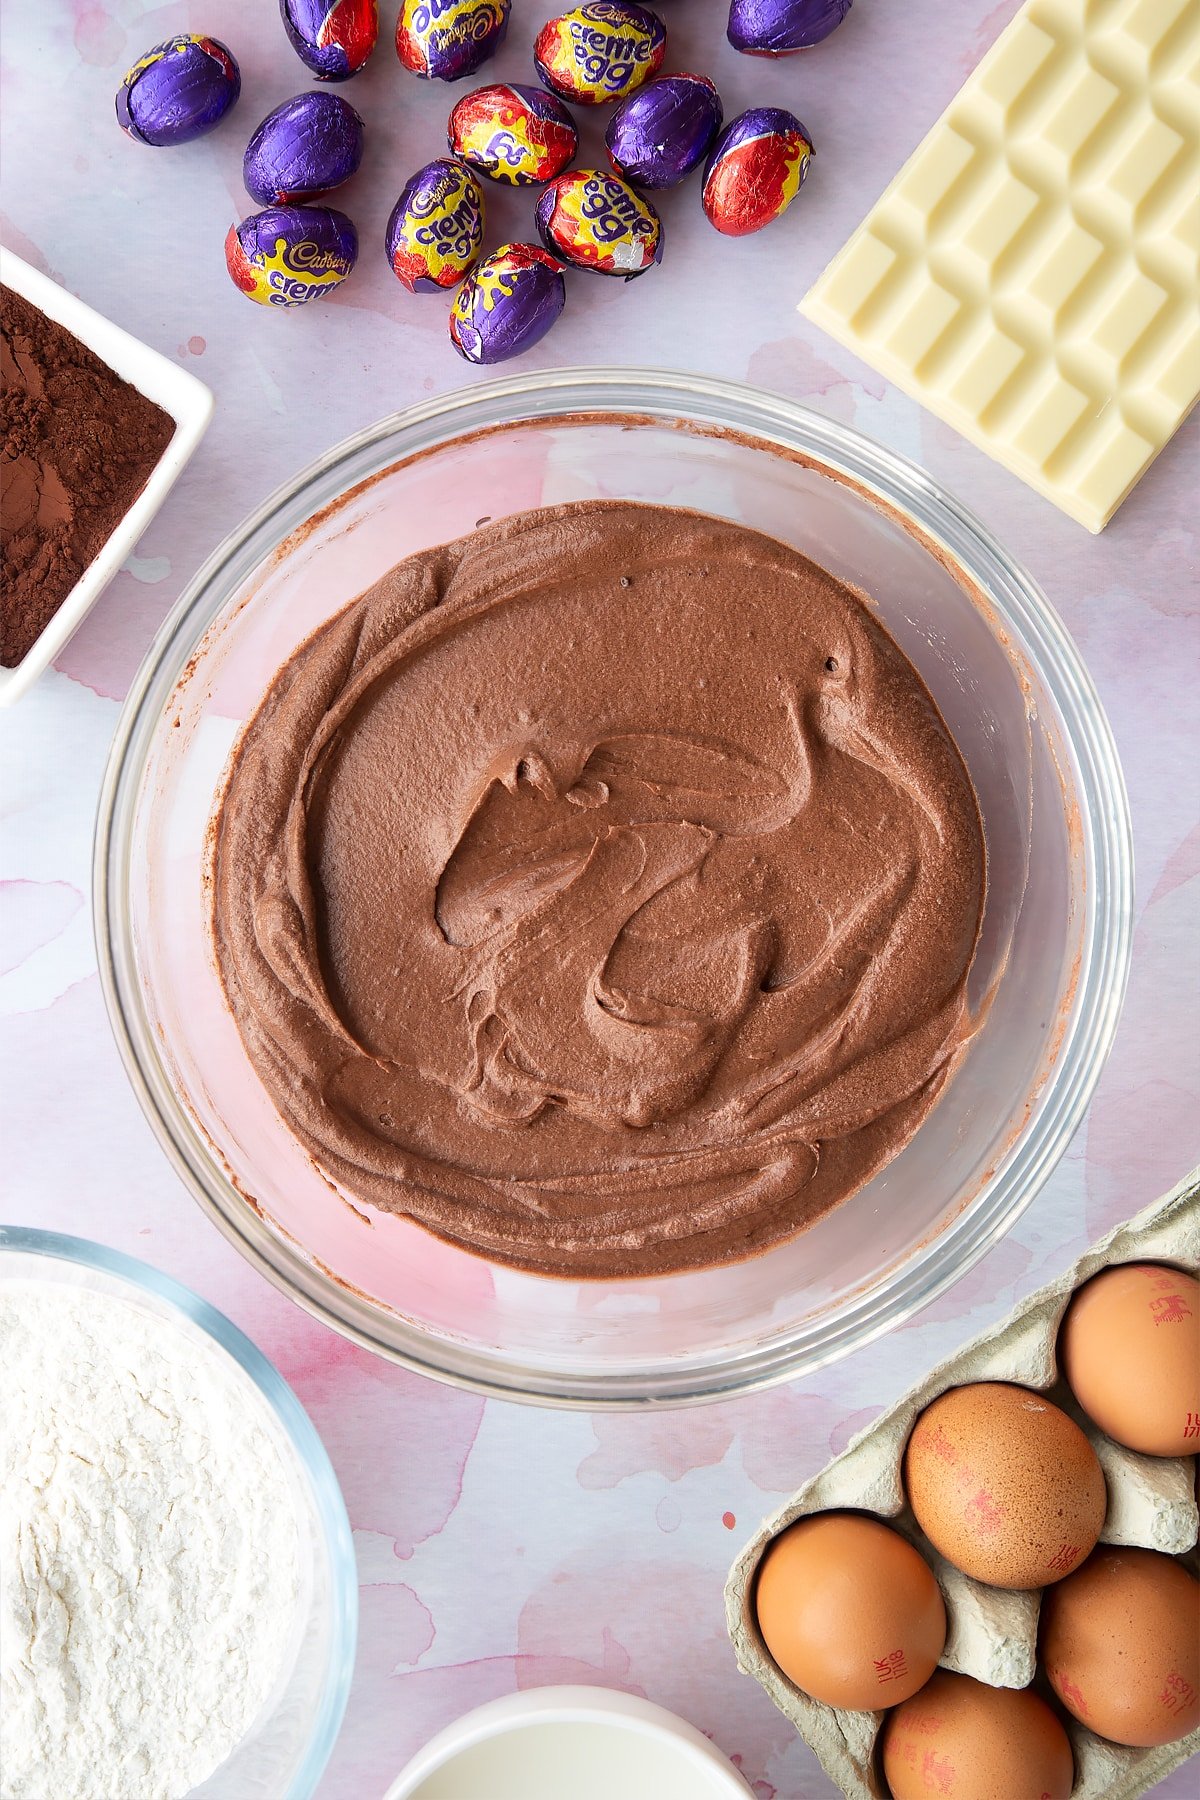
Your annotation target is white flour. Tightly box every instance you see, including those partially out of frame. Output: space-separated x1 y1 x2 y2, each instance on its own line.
0 1280 303 1800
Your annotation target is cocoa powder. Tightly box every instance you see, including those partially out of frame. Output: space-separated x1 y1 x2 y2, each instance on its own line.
1 285 173 667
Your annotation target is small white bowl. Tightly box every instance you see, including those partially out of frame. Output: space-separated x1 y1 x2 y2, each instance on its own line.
0 245 213 706
383 1687 755 1799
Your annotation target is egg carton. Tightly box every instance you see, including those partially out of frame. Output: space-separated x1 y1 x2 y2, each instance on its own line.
726 1169 1200 1800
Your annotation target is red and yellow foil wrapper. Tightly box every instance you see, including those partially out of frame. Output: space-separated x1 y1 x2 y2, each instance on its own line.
701 106 813 236
535 168 662 278
396 0 510 82
385 158 486 292
448 82 578 185
534 2 665 106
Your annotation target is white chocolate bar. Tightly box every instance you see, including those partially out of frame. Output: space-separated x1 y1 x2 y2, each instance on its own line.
801 0 1200 531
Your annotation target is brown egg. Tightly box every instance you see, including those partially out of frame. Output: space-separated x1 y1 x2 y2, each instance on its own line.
903 1382 1106 1588
754 1512 946 1710
880 1669 1074 1800
1040 1546 1200 1746
1059 1261 1200 1457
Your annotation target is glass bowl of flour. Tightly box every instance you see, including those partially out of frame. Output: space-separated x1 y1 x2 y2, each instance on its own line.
0 1226 357 1799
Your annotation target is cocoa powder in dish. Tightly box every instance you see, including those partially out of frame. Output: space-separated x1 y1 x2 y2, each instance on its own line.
1 285 173 667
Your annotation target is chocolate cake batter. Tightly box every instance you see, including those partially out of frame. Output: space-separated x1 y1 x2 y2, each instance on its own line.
212 503 986 1277
1 285 173 667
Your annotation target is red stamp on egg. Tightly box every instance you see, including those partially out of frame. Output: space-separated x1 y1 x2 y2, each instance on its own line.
965 1486 1006 1535
926 1424 959 1467
1149 1292 1193 1324
1159 1672 1196 1714
1053 1668 1089 1717
921 1749 956 1790
1045 1541 1081 1575
874 1648 909 1684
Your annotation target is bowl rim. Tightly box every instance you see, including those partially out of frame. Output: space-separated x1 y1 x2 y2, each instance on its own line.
0 1223 358 1798
381 1685 755 1798
93 367 1134 1409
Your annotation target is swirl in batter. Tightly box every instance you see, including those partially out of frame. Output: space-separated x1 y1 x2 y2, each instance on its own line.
211 503 985 1276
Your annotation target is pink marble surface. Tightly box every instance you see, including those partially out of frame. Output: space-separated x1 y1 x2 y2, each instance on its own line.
2 3 1198 1795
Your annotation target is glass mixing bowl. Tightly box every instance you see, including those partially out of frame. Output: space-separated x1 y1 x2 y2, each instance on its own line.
0 1226 357 1797
95 371 1132 1407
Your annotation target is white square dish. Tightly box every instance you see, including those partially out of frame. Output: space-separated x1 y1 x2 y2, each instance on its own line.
1 245 213 706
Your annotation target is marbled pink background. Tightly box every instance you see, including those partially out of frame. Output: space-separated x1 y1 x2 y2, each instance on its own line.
2 2 1197 1794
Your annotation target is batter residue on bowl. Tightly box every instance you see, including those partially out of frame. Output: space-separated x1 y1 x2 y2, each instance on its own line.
210 502 985 1277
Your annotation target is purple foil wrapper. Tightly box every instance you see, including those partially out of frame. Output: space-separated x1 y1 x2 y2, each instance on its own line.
727 0 851 54
386 158 486 293
280 0 379 79
396 0 511 82
116 35 241 147
605 73 722 188
226 205 359 306
449 243 566 362
244 93 365 205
